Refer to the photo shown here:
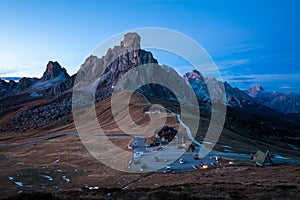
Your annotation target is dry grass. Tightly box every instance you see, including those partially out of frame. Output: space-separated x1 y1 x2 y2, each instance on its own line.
0 91 299 199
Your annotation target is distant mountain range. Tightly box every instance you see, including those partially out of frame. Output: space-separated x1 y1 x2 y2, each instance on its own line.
0 77 22 82
2 70 299 115
1 66 299 114
245 86 300 114
0 32 299 150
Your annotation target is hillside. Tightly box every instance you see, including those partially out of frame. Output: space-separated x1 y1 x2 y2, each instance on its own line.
0 32 299 199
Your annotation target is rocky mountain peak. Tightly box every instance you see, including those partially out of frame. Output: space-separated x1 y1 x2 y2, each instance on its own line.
249 85 264 92
41 61 70 82
183 70 210 102
183 70 204 82
77 32 158 101
121 32 141 50
247 85 265 97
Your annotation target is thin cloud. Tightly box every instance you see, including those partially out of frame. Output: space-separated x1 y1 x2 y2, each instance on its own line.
175 62 224 80
0 69 41 78
0 68 22 76
279 85 292 89
217 58 251 70
229 77 255 81
222 73 300 93
209 43 262 55
230 44 262 54
223 73 300 83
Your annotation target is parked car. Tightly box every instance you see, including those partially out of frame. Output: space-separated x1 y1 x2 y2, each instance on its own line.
166 166 172 172
179 159 184 164
133 151 144 158
193 154 199 160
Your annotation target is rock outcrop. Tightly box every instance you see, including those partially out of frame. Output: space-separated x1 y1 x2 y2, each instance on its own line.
41 61 70 82
7 100 71 132
183 70 209 101
18 77 40 90
0 77 39 98
76 32 159 101
25 61 73 97
0 79 10 96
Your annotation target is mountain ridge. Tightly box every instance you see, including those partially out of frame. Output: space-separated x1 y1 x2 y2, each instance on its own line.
245 85 300 114
0 33 299 152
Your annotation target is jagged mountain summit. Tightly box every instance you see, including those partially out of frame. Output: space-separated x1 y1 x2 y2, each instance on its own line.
41 61 70 82
0 61 73 100
183 70 209 101
247 85 265 95
29 61 73 97
76 32 197 106
183 70 256 108
183 70 300 114
76 32 160 101
0 32 299 149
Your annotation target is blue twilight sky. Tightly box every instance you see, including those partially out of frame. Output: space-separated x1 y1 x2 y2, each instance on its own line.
0 0 300 93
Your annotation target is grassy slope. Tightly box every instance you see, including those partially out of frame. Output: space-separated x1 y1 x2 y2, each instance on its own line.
0 91 299 199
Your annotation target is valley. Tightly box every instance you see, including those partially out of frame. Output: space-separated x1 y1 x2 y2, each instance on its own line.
0 32 299 199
